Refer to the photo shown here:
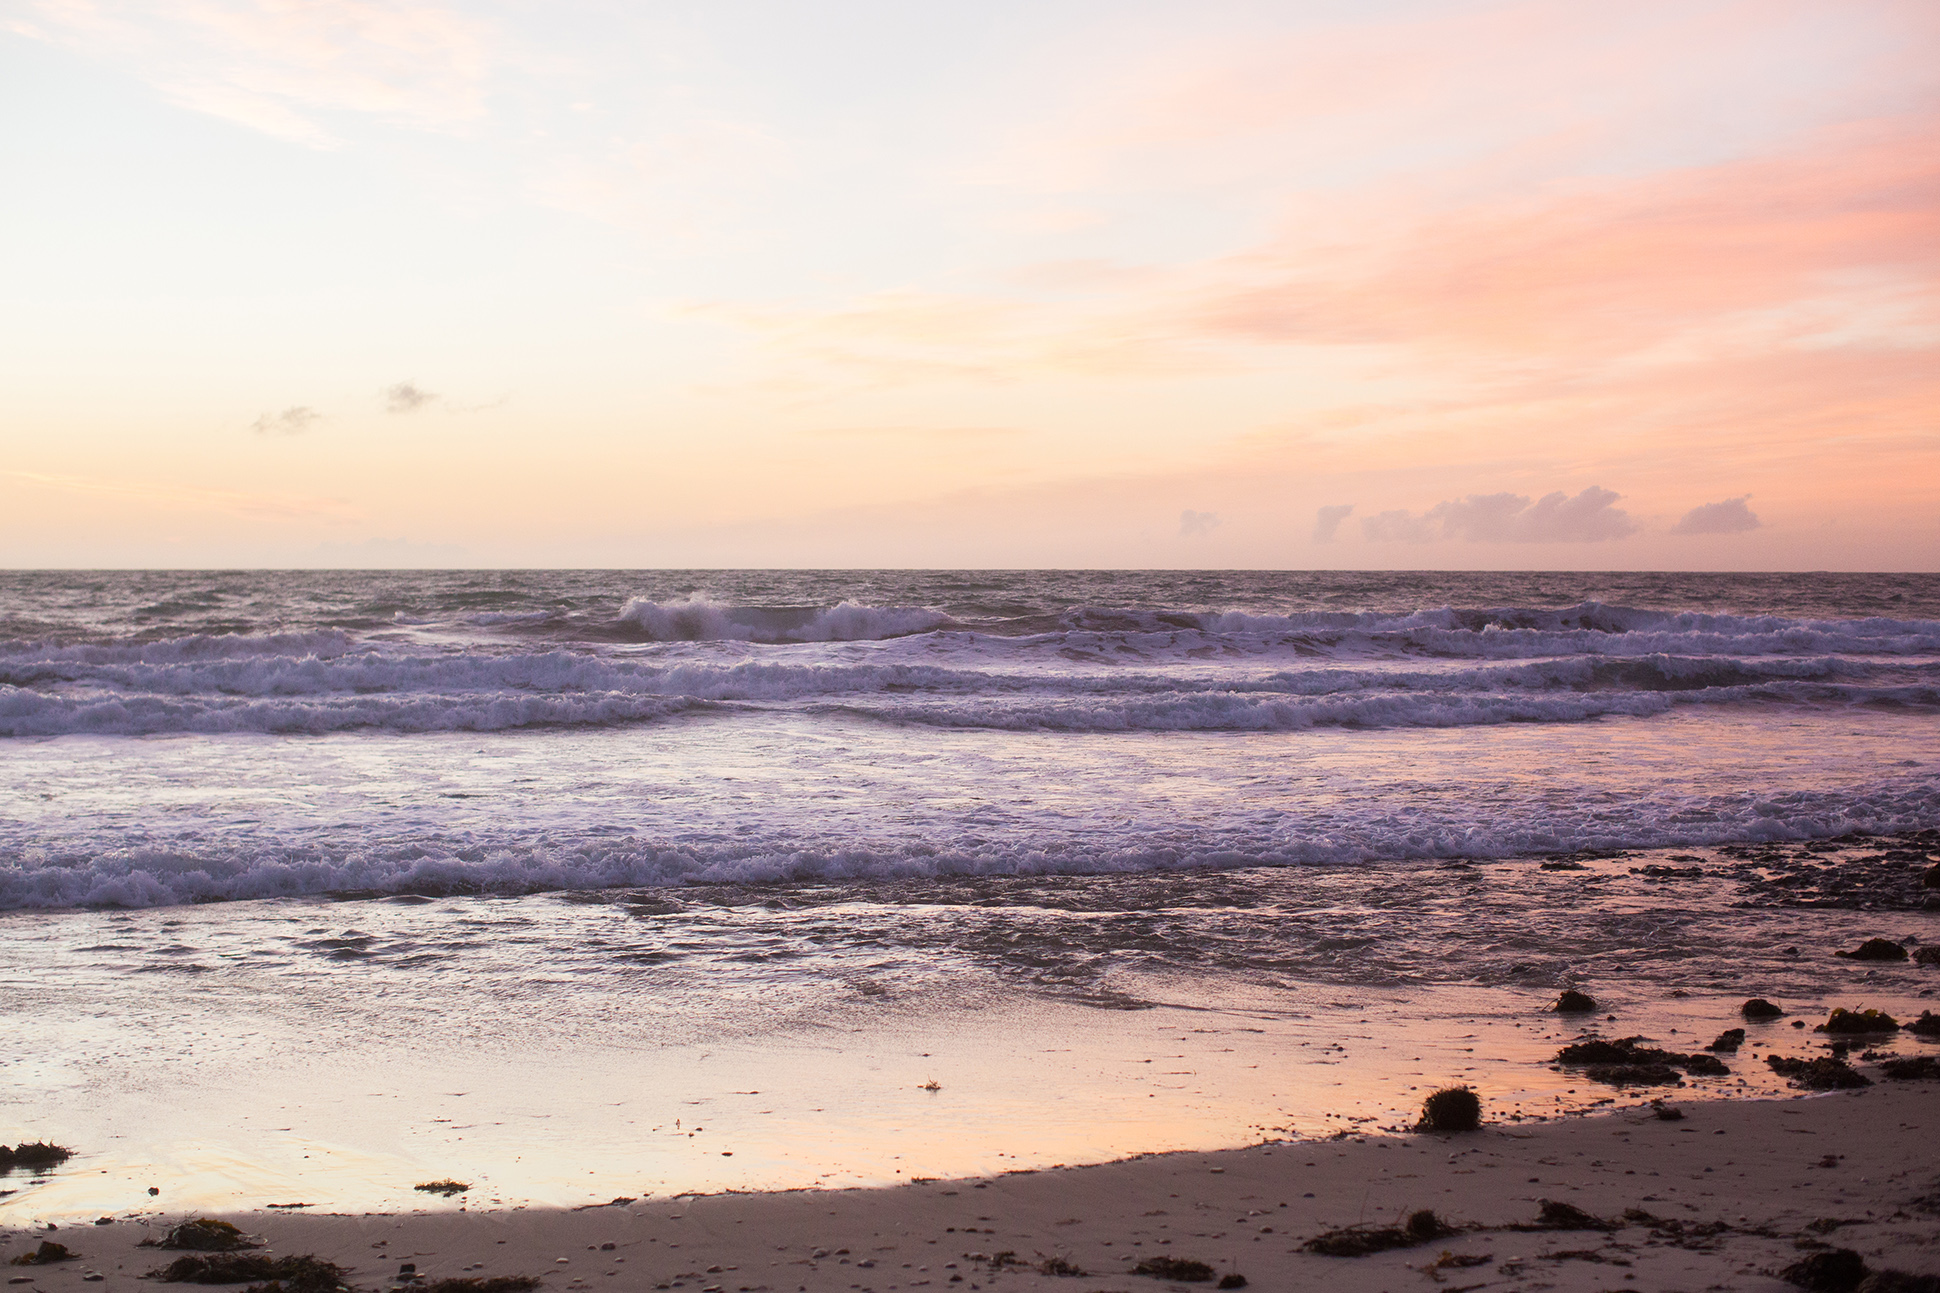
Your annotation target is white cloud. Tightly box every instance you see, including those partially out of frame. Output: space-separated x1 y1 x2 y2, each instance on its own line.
250 406 322 434
1671 495 1761 535
1312 503 1354 542
1179 508 1220 537
384 381 436 413
1363 486 1638 543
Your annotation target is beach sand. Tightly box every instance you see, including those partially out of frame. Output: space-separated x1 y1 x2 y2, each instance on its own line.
7 1085 1934 1293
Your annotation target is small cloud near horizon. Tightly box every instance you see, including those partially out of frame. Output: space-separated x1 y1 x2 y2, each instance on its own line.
250 406 321 435
1313 503 1354 542
384 382 437 413
1179 508 1221 537
1363 486 1637 543
1671 495 1761 535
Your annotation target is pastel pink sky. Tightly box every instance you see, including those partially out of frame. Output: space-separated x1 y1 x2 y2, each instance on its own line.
1 0 1934 567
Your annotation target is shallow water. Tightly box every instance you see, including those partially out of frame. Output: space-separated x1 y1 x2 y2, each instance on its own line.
1 571 1936 1218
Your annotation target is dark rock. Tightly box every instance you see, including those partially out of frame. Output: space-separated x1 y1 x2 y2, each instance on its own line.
1924 863 1940 889
1820 1009 1900 1035
1553 1036 1724 1082
1417 1087 1481 1132
1908 1011 1940 1037
1708 1028 1747 1052
1554 990 1598 1013
1216 1277 1247 1289
1836 939 1909 962
1767 1055 1872 1090
1681 1053 1731 1076
1743 999 1786 1019
1131 1257 1216 1281
1651 1101 1684 1121
1914 947 1940 966
1780 1248 1868 1292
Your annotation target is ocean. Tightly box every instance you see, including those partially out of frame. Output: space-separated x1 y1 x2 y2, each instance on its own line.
2 569 1937 1216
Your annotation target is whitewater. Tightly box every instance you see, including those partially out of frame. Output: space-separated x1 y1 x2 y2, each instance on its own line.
1 569 1937 909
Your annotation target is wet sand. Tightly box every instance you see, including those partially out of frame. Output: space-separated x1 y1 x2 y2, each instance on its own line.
6 1084 1935 1293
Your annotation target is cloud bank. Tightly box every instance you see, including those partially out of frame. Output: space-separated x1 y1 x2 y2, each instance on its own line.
250 406 321 435
1363 487 1638 544
1672 496 1762 535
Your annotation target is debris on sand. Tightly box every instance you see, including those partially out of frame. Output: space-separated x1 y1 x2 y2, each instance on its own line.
10 1242 77 1266
1552 1036 1728 1084
0 1142 73 1172
1819 1009 1900 1035
149 1254 348 1293
413 1180 471 1197
1037 1258 1086 1277
1767 1055 1871 1090
1503 1200 1616 1232
1743 999 1787 1020
1130 1256 1216 1281
1552 990 1597 1013
143 1221 259 1253
1835 939 1909 962
1779 1247 1868 1291
1879 1056 1940 1080
1303 1210 1457 1257
1417 1086 1481 1132
411 1279 542 1293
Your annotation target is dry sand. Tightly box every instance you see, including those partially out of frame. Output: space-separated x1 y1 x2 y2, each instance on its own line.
6 1085 1936 1293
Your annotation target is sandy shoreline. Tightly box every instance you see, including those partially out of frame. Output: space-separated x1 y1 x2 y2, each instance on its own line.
6 1085 1935 1293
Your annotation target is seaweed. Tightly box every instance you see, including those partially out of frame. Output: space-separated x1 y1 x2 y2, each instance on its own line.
1767 1055 1871 1090
145 1220 259 1253
1706 1028 1746 1052
0 1142 73 1173
1130 1256 1216 1282
149 1254 347 1293
1552 991 1597 1013
412 1181 471 1197
1779 1248 1867 1292
1302 1210 1455 1257
1417 1087 1481 1132
1742 999 1786 1020
1907 1011 1940 1038
1037 1258 1086 1277
9 1242 77 1266
1819 1009 1900 1035
1879 1056 1940 1080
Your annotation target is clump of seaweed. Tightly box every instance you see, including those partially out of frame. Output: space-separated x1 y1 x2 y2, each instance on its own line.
149 1254 347 1293
1879 1056 1940 1081
0 1142 74 1173
10 1242 77 1266
1552 1036 1728 1085
1818 1009 1900 1035
1742 999 1786 1020
1037 1257 1086 1277
1778 1247 1867 1291
1215 1276 1246 1289
1417 1086 1481 1132
1527 1200 1615 1231
1767 1055 1871 1090
1303 1210 1456 1257
1130 1256 1216 1281
143 1220 259 1253
412 1180 471 1197
1707 1028 1746 1052
1905 1011 1940 1037
1834 939 1908 962
1552 990 1597 1013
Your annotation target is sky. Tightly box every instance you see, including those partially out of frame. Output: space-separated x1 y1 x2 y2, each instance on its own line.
1 0 1935 569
